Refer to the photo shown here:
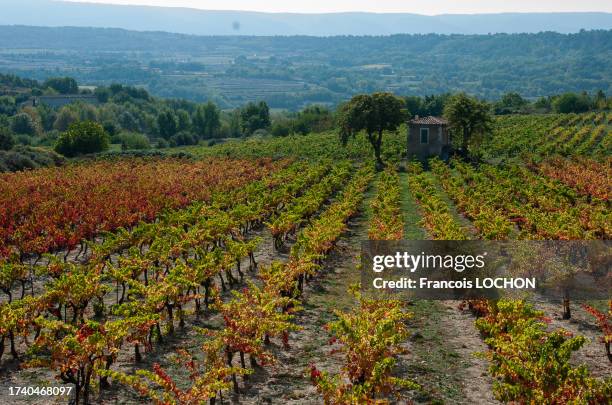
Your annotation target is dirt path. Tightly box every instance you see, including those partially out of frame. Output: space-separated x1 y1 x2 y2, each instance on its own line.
398 171 427 240
223 176 376 404
234 222 366 403
399 169 500 404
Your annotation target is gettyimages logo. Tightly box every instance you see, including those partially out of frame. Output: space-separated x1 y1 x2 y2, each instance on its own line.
361 240 610 300
372 251 487 273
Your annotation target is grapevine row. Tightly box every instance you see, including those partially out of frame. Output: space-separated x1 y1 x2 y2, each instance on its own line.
267 161 351 249
407 162 471 240
431 158 609 239
0 158 280 258
535 156 611 201
408 157 611 403
368 166 404 240
0 161 335 403
311 166 419 403
100 165 375 404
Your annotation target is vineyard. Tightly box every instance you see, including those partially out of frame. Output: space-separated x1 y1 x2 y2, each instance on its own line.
0 112 611 404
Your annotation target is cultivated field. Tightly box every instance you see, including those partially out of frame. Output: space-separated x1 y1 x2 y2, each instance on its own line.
0 112 610 404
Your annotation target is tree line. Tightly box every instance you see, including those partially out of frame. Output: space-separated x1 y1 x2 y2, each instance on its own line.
0 73 610 165
0 74 337 157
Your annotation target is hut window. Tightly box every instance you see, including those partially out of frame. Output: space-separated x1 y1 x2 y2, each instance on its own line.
420 128 429 144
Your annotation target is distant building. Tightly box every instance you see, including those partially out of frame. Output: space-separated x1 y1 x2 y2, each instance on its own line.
22 95 100 109
407 115 451 161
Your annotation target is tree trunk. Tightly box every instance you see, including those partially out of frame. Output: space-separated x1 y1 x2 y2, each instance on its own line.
166 304 174 335
562 299 571 319
9 330 18 359
134 344 142 363
239 352 248 381
178 305 185 329
227 350 238 393
236 260 243 280
218 273 226 291
84 366 93 405
99 356 113 389
462 127 469 154
250 354 259 368
156 323 164 343
372 131 385 170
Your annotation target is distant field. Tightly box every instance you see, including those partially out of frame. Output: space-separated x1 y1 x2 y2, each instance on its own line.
1 26 610 109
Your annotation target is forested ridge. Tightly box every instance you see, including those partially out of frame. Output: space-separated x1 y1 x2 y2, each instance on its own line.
0 27 610 108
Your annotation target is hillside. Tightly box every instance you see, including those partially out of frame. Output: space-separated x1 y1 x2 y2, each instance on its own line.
0 26 610 109
2 1 612 36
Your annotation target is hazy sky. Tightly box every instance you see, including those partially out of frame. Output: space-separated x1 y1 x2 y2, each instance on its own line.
63 1 612 14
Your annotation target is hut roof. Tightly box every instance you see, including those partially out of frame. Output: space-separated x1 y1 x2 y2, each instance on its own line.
409 116 448 125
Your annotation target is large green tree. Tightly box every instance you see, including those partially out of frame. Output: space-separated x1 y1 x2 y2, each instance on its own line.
176 109 191 132
43 77 79 94
193 102 221 139
157 110 178 140
54 121 109 157
552 92 591 114
494 92 528 114
11 112 38 136
0 127 15 151
53 108 79 132
240 101 270 136
338 92 405 169
443 93 492 155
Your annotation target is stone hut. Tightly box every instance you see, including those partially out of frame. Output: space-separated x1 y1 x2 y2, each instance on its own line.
407 115 451 161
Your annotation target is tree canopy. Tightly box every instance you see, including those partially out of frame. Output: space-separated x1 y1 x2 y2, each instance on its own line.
552 93 592 114
443 93 492 156
157 111 178 140
193 102 221 139
54 121 110 157
338 92 405 168
0 127 15 151
240 102 271 136
43 77 79 95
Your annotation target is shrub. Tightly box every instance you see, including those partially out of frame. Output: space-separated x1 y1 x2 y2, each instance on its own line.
55 121 110 157
169 131 196 146
11 112 38 135
0 127 14 150
271 121 291 137
16 134 34 146
0 146 64 172
117 132 151 150
53 108 79 131
207 139 224 147
102 121 119 137
0 150 36 171
36 130 60 147
553 93 591 114
252 128 270 138
156 138 169 149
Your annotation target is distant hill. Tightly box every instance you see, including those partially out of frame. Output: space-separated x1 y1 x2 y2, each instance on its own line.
0 25 610 109
1 0 612 36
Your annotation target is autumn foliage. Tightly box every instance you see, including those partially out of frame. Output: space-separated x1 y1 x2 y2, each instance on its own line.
0 157 276 257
